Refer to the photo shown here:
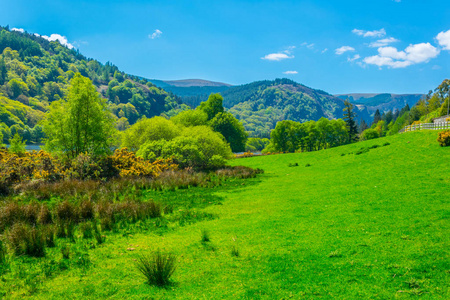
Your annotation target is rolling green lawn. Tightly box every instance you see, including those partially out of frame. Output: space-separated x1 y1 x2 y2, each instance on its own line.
4 131 450 299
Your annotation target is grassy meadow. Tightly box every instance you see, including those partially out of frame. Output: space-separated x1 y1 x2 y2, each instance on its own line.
1 130 449 299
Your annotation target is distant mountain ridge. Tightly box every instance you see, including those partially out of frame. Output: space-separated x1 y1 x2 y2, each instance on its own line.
336 93 423 115
151 79 231 88
149 79 232 107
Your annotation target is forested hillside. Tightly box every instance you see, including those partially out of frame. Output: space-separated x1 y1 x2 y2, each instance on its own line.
0 26 184 144
336 93 423 116
223 79 371 137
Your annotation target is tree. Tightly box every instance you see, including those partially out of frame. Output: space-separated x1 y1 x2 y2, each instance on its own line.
0 57 6 85
171 109 208 127
8 132 26 154
359 119 369 134
343 100 358 142
43 73 116 158
270 120 304 152
209 112 247 152
373 109 381 125
121 116 179 151
198 93 224 120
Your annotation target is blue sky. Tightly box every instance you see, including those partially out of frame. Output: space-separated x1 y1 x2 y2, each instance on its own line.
2 0 449 94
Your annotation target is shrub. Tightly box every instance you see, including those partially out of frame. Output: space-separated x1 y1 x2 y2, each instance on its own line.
360 128 379 141
437 130 450 147
135 250 176 286
138 126 232 170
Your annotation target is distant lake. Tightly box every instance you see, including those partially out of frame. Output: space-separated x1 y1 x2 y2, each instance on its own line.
5 144 43 151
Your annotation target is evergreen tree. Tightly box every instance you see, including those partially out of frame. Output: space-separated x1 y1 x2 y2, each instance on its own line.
0 58 6 85
343 100 358 142
373 109 381 125
358 119 369 134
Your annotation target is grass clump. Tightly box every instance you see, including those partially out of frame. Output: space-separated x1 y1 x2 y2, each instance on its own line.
201 229 210 242
135 250 176 287
231 245 240 257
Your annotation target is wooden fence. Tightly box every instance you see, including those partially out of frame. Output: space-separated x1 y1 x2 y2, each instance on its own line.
400 122 450 133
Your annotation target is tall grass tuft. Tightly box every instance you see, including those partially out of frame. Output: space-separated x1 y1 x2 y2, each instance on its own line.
7 223 46 257
0 239 6 265
201 229 210 242
135 250 176 287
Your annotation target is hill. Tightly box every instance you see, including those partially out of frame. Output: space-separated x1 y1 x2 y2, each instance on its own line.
149 78 231 108
12 130 448 298
0 26 183 144
336 93 423 115
223 79 371 137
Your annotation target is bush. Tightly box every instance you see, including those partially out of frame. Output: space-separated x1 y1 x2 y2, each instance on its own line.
135 250 176 286
360 128 379 141
437 130 450 147
138 126 232 170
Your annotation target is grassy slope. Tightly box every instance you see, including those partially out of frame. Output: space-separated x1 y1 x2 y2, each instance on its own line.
29 131 449 299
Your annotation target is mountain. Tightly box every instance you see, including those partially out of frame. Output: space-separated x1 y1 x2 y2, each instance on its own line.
149 79 232 107
336 93 423 115
0 26 183 144
223 79 371 137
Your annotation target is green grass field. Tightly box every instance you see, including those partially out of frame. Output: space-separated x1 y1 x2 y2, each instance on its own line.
3 131 449 299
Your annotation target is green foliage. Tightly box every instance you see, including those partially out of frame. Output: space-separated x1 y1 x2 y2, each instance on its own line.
171 109 208 127
360 128 379 141
266 118 348 153
8 132 26 154
0 27 182 146
137 126 232 169
245 137 270 152
198 93 224 120
43 73 116 158
121 117 180 151
223 79 366 137
209 112 247 152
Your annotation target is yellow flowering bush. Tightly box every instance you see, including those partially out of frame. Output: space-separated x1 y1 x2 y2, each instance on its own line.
437 130 450 147
110 148 177 177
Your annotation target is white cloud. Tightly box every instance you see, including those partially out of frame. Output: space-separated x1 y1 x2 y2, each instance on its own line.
321 48 328 54
262 46 295 61
261 53 294 61
283 71 298 74
436 29 450 50
347 54 361 62
41 34 74 49
369 37 400 48
335 46 355 55
352 28 386 38
149 29 162 39
363 42 440 68
11 28 24 33
300 42 314 50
